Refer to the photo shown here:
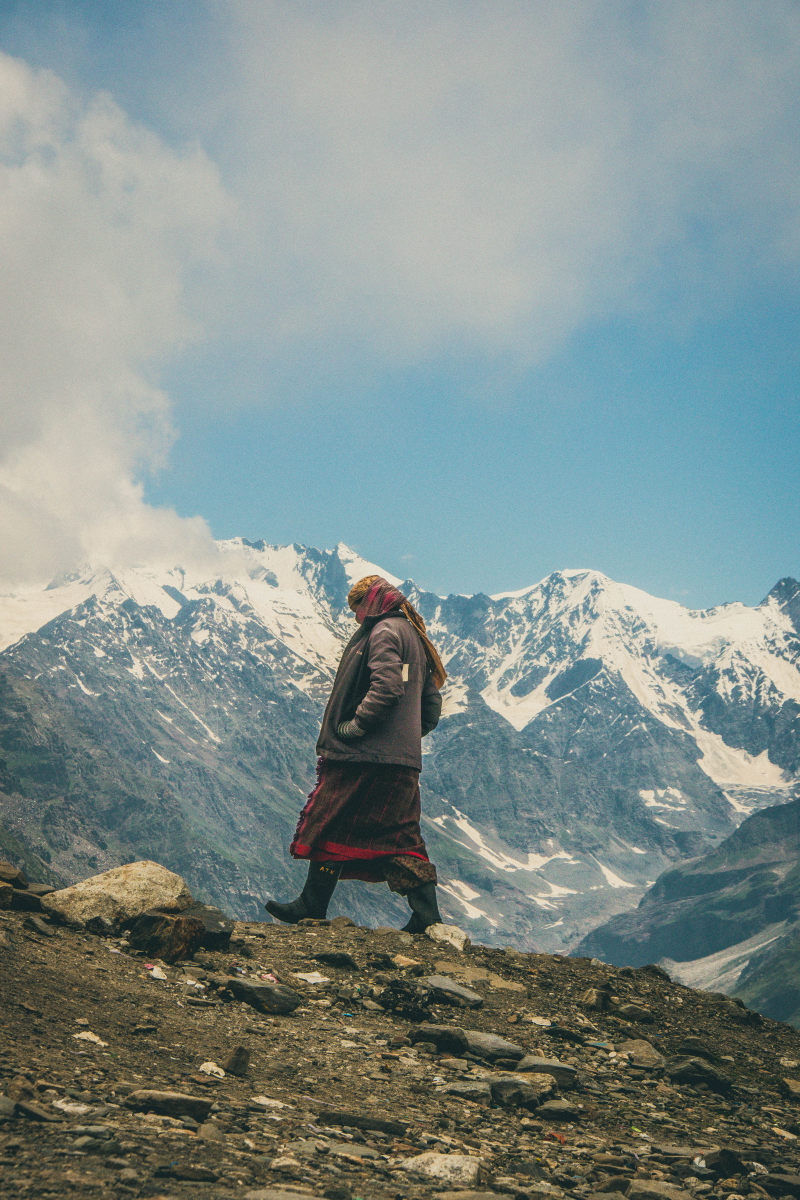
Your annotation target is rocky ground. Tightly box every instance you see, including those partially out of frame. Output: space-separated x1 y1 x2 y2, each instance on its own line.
4 894 800 1200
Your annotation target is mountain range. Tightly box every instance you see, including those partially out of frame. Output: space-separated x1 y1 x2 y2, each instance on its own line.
0 540 797 953
575 793 800 1026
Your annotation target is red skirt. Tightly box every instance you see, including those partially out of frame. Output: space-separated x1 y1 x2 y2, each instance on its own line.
290 758 432 883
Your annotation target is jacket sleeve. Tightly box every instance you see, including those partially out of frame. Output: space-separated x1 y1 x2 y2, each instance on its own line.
354 623 405 730
421 672 442 736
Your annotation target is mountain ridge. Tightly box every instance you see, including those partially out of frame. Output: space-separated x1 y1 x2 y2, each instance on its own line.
0 540 797 952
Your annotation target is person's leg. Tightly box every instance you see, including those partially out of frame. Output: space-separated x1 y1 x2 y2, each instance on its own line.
265 862 340 923
384 857 442 932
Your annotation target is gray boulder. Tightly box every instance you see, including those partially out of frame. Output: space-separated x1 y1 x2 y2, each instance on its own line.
41 861 192 929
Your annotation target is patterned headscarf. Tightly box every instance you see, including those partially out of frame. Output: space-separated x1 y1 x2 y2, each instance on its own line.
347 575 447 690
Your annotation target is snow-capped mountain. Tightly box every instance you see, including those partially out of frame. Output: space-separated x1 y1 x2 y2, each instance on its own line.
0 541 797 948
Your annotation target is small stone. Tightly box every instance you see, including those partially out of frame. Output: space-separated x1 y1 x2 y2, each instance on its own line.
439 1080 492 1103
23 913 55 937
317 1108 406 1135
627 1182 693 1200
123 1089 213 1121
675 1036 719 1062
760 1174 800 1198
615 1002 654 1023
15 1099 60 1122
0 882 13 909
72 1031 108 1047
127 910 205 961
0 1095 16 1120
223 1045 251 1075
400 1151 482 1185
536 1098 583 1119
780 1078 800 1101
463 1029 526 1062
227 977 303 1014
393 954 421 968
154 1163 220 1181
580 986 613 1011
617 1039 666 1070
0 860 27 886
313 951 359 969
665 1056 732 1094
244 1190 321 1200
516 1055 578 1088
491 1073 556 1109
421 974 484 1008
198 1061 226 1077
11 889 44 912
701 1147 746 1174
426 923 470 951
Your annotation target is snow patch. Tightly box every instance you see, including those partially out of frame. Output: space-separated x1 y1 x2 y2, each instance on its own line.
661 924 788 994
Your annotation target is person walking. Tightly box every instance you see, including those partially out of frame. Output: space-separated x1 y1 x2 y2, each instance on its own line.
265 574 447 932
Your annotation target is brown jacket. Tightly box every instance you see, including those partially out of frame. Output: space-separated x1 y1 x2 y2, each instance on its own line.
316 614 442 770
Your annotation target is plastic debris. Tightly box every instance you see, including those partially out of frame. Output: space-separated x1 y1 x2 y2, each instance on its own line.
293 971 330 984
259 971 278 983
546 1130 566 1145
72 1031 108 1047
198 1061 225 1077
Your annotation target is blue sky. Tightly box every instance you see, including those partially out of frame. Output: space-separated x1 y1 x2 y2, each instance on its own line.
0 1 798 606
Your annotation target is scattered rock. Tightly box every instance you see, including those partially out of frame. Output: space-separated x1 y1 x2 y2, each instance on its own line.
760 1173 800 1197
615 1001 654 1023
0 861 27 886
536 1097 583 1119
421 974 484 1008
439 1080 492 1103
516 1055 578 1087
316 1108 407 1135
123 1089 213 1121
665 1055 732 1094
126 909 205 961
313 951 359 969
781 1078 800 1101
400 1151 482 1185
491 1072 557 1109
226 977 303 1014
627 1182 692 1200
617 1039 666 1070
462 1029 526 1062
23 913 55 937
426 923 470 951
223 1045 251 1075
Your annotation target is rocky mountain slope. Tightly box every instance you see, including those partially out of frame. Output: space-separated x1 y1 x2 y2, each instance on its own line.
0 541 797 950
574 797 800 1026
5 861 800 1200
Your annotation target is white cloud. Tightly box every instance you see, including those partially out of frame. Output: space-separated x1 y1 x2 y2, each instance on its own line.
0 51 229 586
213 0 800 376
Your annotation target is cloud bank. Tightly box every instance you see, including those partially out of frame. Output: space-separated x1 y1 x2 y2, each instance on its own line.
0 52 228 585
216 0 800 374
1 2 799 585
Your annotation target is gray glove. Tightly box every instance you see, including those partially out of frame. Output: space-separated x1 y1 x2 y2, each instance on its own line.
337 718 366 740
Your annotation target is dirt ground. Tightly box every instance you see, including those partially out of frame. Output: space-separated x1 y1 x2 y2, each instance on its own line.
3 904 800 1199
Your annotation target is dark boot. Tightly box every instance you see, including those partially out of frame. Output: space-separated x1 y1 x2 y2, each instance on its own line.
402 882 442 933
265 862 340 924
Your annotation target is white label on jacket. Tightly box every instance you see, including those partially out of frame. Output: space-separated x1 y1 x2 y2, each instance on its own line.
402 663 409 682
